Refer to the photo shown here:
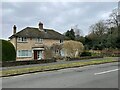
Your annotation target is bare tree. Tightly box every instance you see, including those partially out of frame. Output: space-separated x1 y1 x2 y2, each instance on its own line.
108 9 119 27
89 20 107 37
72 25 83 37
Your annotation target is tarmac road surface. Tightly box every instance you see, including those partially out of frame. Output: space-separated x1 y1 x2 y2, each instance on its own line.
2 62 119 88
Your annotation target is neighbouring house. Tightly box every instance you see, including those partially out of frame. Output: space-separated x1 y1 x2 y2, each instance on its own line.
9 22 67 61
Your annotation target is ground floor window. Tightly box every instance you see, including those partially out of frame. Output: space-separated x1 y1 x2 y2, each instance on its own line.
60 50 65 56
17 50 32 57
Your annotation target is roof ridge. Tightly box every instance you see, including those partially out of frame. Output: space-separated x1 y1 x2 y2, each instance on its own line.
27 27 54 31
44 28 54 30
9 26 66 40
26 27 38 29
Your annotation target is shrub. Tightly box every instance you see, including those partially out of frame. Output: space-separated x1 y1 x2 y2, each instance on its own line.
65 56 103 61
64 57 71 61
63 40 84 58
1 39 16 62
101 50 120 57
53 55 63 60
80 51 92 57
51 43 62 59
44 46 53 59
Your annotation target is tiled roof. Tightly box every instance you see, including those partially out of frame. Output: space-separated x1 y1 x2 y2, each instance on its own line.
9 27 68 40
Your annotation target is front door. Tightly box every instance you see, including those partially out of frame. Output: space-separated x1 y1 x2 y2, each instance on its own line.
34 50 43 60
37 51 42 60
34 50 37 60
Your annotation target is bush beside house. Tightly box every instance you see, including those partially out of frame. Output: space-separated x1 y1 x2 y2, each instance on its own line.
51 43 63 60
44 46 53 59
1 39 16 62
42 40 85 60
63 40 84 58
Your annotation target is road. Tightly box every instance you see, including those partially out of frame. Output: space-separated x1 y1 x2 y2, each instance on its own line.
2 62 119 88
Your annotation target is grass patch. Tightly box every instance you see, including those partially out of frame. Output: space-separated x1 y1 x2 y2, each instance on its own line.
1 59 118 77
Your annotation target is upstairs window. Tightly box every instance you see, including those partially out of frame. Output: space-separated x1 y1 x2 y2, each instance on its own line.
18 37 27 42
55 49 60 54
60 40 63 43
36 38 43 43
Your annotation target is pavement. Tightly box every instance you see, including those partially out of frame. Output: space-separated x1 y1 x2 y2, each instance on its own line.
1 57 119 71
2 61 119 88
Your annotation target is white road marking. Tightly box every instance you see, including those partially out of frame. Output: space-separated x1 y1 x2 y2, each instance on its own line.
94 69 119 75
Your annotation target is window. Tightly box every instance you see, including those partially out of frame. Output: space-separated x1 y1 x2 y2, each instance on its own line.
60 40 63 43
18 37 27 42
17 50 32 57
55 49 60 54
36 38 43 43
60 50 64 56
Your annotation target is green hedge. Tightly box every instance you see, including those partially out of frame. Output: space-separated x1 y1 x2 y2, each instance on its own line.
1 39 16 62
80 51 92 57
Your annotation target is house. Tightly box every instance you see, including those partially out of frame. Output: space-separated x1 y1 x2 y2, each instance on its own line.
9 22 66 61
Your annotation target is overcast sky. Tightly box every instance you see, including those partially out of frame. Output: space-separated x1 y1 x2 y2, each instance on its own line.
1 1 118 40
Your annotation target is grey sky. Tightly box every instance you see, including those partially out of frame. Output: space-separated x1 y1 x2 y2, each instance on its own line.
1 2 117 39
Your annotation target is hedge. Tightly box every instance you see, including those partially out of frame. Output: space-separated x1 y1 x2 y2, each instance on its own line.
80 51 92 57
2 58 56 67
1 39 16 62
65 56 103 61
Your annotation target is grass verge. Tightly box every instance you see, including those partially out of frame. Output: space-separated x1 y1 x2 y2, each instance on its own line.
0 59 118 77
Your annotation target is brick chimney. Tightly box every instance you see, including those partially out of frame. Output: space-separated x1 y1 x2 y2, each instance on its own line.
38 22 43 30
13 25 17 34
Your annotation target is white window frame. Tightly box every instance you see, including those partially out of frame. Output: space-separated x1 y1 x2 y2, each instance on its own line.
36 38 43 43
17 50 32 57
60 40 63 43
60 49 64 56
17 37 27 42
